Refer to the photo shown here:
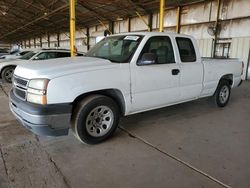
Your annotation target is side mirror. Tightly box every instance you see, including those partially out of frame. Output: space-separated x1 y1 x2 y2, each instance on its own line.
33 56 39 60
138 53 157 65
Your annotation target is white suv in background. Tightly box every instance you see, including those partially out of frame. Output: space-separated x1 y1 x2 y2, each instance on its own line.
0 50 31 61
0 48 83 83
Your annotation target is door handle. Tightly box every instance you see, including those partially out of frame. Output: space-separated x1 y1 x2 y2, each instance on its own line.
172 69 180 75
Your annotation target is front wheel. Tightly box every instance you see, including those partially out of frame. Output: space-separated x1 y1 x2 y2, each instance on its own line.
1 66 15 83
213 80 231 107
71 95 120 144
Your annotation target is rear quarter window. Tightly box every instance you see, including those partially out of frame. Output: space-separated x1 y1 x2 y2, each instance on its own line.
176 37 196 62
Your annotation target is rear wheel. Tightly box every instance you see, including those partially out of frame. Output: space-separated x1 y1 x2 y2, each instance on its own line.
213 80 231 107
71 95 120 144
1 66 15 83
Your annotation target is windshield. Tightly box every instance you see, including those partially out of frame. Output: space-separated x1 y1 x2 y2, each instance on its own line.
86 35 143 63
20 51 36 60
10 50 19 55
20 51 31 56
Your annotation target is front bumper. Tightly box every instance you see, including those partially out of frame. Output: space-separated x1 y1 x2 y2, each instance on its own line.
9 89 72 136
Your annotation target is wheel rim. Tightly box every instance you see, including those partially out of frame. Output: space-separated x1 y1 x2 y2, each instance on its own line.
86 106 114 137
219 85 229 104
4 69 14 82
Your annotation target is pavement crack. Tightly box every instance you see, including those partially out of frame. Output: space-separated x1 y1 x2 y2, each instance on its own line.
127 132 136 138
39 141 72 188
0 84 9 97
0 147 10 183
48 155 72 188
119 126 232 188
34 135 40 142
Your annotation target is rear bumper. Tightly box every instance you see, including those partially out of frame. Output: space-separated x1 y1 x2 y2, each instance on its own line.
9 89 72 136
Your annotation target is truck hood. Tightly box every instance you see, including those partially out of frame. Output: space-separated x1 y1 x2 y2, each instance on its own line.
0 58 24 63
14 57 120 79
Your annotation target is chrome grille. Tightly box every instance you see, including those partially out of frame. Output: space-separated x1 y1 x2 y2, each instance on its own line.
13 76 28 88
14 87 26 99
13 75 29 101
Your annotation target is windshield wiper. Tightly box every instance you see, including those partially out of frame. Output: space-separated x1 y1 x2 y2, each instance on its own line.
86 55 121 63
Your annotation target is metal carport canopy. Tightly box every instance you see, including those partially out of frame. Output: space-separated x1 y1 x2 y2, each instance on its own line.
0 0 206 44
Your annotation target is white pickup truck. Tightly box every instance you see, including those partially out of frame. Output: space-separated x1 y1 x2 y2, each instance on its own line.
9 32 243 144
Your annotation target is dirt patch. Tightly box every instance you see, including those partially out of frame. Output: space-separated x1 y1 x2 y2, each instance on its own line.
1 140 71 188
0 83 11 96
0 149 9 188
0 121 34 147
0 83 71 187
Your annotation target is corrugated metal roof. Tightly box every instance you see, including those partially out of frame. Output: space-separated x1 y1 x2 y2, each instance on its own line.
0 0 207 42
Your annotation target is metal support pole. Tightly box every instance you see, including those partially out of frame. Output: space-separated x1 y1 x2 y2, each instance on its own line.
40 37 42 48
70 0 76 57
47 34 50 48
136 11 151 31
128 17 131 32
57 33 60 47
176 6 181 33
159 0 165 32
213 0 221 57
98 19 112 35
34 38 36 48
86 27 90 51
148 13 153 32
109 21 114 35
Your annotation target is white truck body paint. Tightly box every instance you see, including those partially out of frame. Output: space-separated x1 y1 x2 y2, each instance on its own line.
13 32 242 115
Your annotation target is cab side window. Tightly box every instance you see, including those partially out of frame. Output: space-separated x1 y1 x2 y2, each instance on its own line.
36 52 57 60
137 36 175 65
46 52 57 59
176 37 196 62
57 52 70 58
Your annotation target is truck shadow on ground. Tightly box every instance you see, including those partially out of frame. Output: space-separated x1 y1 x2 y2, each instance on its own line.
119 81 247 134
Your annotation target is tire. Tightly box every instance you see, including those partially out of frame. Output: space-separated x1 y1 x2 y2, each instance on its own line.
213 80 231 107
1 66 15 83
71 95 120 144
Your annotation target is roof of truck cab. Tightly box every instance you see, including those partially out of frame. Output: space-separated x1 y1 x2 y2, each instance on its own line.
25 48 71 53
111 32 193 38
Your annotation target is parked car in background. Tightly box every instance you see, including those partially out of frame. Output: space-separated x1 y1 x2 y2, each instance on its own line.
0 50 31 61
9 32 243 144
0 48 82 83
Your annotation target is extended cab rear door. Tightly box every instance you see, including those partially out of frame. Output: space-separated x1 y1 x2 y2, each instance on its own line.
130 35 181 113
175 37 203 101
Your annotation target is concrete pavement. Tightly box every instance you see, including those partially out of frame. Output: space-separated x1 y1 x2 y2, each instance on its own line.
0 81 250 188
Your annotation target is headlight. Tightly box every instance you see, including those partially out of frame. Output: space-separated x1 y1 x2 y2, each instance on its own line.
27 79 49 105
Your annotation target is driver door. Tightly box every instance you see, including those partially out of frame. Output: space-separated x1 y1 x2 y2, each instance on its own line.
131 36 180 112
